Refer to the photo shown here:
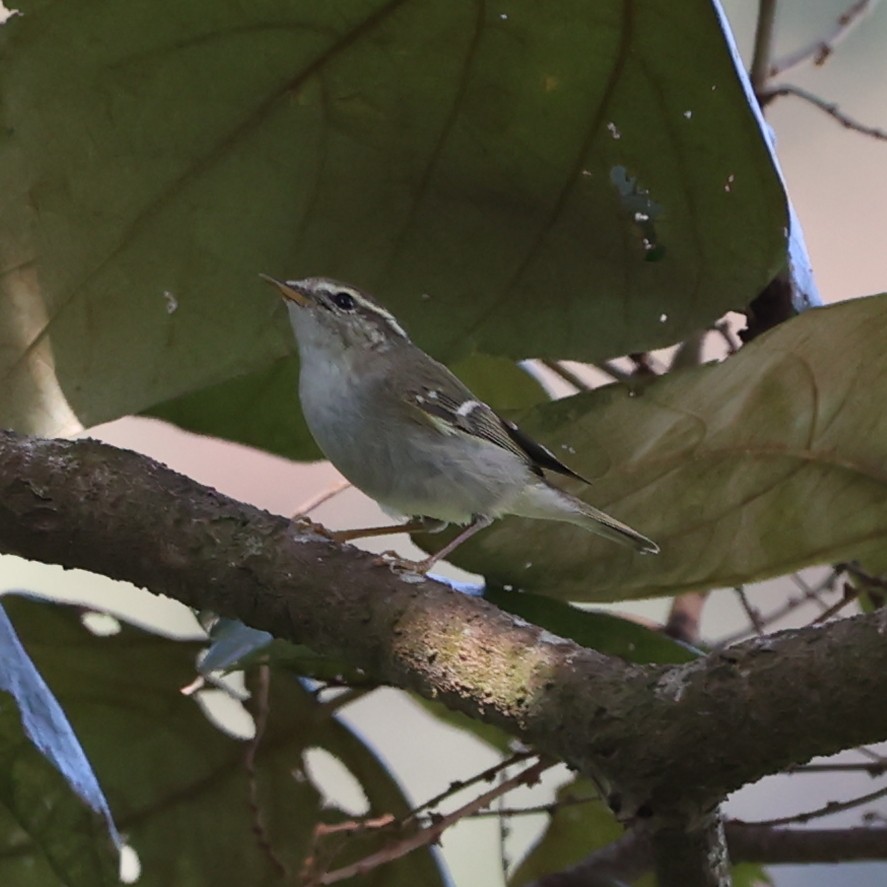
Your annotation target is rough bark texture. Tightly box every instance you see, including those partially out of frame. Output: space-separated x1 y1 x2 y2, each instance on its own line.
2 430 887 830
527 823 887 886
652 819 731 887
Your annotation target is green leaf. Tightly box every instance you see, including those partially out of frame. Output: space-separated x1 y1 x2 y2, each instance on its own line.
200 620 370 686
509 777 637 886
1 0 785 434
485 587 699 662
2 597 446 887
0 604 119 886
147 357 322 462
731 862 774 887
450 355 549 412
440 295 887 600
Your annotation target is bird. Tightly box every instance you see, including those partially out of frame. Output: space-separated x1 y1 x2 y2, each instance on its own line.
261 274 658 571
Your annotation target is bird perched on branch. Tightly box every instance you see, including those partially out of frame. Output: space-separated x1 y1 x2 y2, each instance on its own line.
262 275 658 572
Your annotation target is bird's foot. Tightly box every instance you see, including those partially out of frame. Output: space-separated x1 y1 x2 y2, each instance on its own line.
290 516 339 540
371 549 436 573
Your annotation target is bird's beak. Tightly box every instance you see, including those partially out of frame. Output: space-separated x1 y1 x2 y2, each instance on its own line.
259 273 312 308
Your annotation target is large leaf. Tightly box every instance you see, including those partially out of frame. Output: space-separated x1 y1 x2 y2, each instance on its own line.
0 602 118 886
0 0 786 434
1 597 446 887
509 778 636 887
439 295 887 600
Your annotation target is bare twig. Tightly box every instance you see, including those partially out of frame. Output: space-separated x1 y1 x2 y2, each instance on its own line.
857 746 887 764
315 757 551 884
712 320 741 356
737 783 887 828
717 570 841 646
496 770 511 880
244 665 289 878
770 0 878 78
592 359 634 382
313 814 397 838
628 352 659 376
734 586 765 635
763 84 887 141
539 359 594 392
402 750 536 828
467 793 599 819
811 581 860 624
666 592 708 645
789 570 835 609
839 562 887 591
787 761 887 776
751 0 779 94
292 478 352 518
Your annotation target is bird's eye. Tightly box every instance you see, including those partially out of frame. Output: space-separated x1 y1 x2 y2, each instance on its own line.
331 291 356 311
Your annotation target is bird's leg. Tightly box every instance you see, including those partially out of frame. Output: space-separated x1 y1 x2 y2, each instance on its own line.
407 515 493 573
327 516 446 543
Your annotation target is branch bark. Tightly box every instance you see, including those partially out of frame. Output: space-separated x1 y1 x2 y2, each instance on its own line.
3 430 887 828
528 823 887 886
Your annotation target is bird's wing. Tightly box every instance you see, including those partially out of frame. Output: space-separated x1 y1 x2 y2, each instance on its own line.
397 355 589 484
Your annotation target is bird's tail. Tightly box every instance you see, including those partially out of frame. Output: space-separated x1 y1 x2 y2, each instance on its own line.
514 481 659 554
572 498 659 554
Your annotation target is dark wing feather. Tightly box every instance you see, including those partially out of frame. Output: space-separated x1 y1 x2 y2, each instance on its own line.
500 418 590 484
395 348 590 484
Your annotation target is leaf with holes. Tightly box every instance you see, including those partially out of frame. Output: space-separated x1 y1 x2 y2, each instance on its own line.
1 0 785 436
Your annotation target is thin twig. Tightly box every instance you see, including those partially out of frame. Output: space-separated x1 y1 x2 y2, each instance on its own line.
857 746 887 764
244 665 289 878
736 783 887 828
592 360 634 382
712 320 741 356
496 769 511 880
467 793 599 819
402 750 536 828
313 813 397 838
787 761 887 776
751 0 779 94
316 757 551 884
839 562 887 591
292 479 352 518
539 359 594 392
627 352 659 376
789 570 832 609
770 0 878 78
734 586 765 635
717 570 841 646
665 591 708 644
764 84 887 141
811 581 860 624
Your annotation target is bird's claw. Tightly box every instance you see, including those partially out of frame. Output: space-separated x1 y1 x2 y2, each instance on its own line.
291 516 338 539
371 549 431 573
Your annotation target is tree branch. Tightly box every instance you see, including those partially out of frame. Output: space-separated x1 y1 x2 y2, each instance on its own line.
652 817 730 887
528 823 887 886
3 430 887 827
